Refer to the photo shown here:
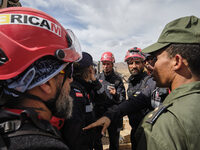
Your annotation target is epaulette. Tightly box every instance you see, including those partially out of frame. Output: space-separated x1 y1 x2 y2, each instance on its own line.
146 103 172 125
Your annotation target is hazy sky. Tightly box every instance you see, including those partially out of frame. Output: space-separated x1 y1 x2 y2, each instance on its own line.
21 0 200 62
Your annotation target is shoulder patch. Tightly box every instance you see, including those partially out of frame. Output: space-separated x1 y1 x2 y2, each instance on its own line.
75 92 83 97
146 104 172 125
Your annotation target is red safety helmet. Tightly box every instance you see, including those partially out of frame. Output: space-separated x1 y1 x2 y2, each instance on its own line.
124 47 145 62
0 7 82 80
100 52 115 63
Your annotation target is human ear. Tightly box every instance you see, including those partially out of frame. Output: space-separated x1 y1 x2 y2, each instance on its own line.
89 65 94 74
173 54 183 71
39 80 53 94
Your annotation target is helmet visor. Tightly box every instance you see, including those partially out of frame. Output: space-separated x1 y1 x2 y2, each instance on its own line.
56 29 82 62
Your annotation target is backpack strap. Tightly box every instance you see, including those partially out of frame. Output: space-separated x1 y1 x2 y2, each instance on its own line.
0 134 7 150
4 129 62 139
0 109 63 144
0 119 21 133
0 119 20 150
0 119 62 150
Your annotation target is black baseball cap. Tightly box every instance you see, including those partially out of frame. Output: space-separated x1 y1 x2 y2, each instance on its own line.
77 52 96 68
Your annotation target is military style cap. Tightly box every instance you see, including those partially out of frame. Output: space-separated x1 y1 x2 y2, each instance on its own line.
143 15 200 54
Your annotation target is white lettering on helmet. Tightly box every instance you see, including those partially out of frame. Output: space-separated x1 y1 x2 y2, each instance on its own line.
0 14 61 37
103 54 108 58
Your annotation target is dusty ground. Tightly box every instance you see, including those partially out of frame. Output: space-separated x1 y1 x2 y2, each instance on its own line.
102 116 132 150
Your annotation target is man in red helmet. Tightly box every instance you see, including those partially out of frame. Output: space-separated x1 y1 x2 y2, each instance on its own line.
93 52 126 150
0 7 81 150
123 47 156 150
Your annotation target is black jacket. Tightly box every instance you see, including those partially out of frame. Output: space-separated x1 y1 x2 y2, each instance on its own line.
104 72 168 125
127 72 156 128
61 78 102 150
94 70 126 118
0 109 69 150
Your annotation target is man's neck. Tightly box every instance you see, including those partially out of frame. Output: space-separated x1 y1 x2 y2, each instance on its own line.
171 74 200 90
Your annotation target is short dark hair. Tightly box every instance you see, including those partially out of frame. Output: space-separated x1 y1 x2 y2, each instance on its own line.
165 44 200 77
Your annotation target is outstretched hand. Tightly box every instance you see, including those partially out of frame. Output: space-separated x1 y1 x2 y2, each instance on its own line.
83 116 111 135
109 87 116 95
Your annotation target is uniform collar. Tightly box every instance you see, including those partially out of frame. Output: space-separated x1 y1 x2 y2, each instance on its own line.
163 81 200 105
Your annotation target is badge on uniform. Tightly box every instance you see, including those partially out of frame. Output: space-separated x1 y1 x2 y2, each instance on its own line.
76 92 83 97
86 103 93 113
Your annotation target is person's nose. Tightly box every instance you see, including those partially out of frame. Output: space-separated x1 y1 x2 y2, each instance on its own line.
131 62 137 68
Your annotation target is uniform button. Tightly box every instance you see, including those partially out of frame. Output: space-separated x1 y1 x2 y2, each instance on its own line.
154 107 159 112
148 113 153 118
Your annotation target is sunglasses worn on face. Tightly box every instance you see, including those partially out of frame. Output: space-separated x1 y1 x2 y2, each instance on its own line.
60 63 73 79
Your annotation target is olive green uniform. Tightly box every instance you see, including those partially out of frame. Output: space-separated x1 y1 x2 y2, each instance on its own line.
135 81 200 150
